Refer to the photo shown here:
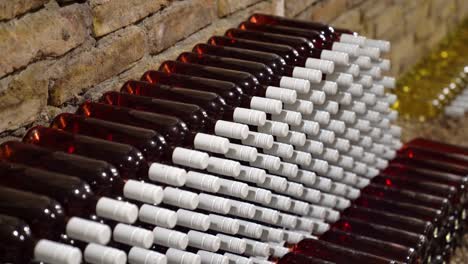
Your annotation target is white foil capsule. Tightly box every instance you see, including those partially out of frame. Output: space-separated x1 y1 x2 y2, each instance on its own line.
242 131 274 149
214 120 249 140
305 58 335 74
320 49 349 66
148 163 186 186
233 108 267 126
138 205 177 228
257 120 289 137
226 143 258 162
250 97 283 115
210 214 239 235
207 157 241 177
279 76 310 94
265 86 297 104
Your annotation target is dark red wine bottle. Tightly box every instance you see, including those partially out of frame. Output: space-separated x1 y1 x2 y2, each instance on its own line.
397 147 468 173
405 138 468 157
275 252 334 264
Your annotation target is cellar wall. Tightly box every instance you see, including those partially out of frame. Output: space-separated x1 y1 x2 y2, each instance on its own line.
0 0 467 140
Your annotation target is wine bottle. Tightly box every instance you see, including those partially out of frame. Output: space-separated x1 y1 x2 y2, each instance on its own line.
276 252 335 264
405 137 468 157
398 147 468 173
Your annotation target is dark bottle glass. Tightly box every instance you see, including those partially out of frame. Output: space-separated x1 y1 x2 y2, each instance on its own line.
320 228 419 264
277 253 334 264
397 147 468 173
292 238 400 264
405 138 468 157
23 126 148 180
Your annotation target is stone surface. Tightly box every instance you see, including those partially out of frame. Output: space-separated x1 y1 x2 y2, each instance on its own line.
143 0 216 54
48 26 146 106
0 0 48 20
331 7 362 32
284 0 316 17
218 0 261 17
91 0 168 37
0 62 48 133
296 0 347 23
0 3 91 78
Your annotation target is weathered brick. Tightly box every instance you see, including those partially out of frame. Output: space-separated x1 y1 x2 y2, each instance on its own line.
390 34 416 76
48 26 146 106
143 0 216 54
346 0 366 8
0 62 48 133
359 0 390 20
372 4 403 38
218 0 261 17
331 7 362 32
285 0 317 17
0 0 48 20
296 0 347 23
0 4 91 78
91 0 168 37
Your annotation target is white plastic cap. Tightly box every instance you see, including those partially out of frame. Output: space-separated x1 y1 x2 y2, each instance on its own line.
354 119 371 132
250 153 281 171
244 239 270 257
247 187 272 204
285 151 312 167
345 83 364 96
224 253 253 264
265 86 297 104
383 148 397 160
123 180 163 205
128 247 167 264
341 172 358 185
320 193 338 208
384 94 398 104
359 135 373 148
327 72 353 86
340 34 366 46
292 67 322 83
197 251 229 264
280 131 307 147
250 97 283 114
270 194 292 211
207 157 241 177
95 197 138 224
365 38 391 52
311 80 338 95
194 133 230 154
34 239 82 264
66 217 111 245
242 131 274 149
355 177 371 188
296 218 315 232
365 167 380 178
326 165 344 180
358 47 380 59
230 200 256 219
309 90 327 104
233 108 267 126
317 100 339 114
148 163 186 186
257 120 289 137
153 227 189 249
309 110 330 124
369 84 385 96
308 158 329 174
285 181 304 197
349 101 367 114
172 147 209 170
372 101 390 113
321 148 340 163
309 205 327 219
238 220 263 238
326 208 341 223
139 205 177 228
335 64 360 77
330 182 347 196
238 166 267 184
278 213 298 228
326 119 346 134
311 220 330 235
335 197 351 210
269 245 290 258
332 42 360 57
264 142 294 159
165 248 200 264
348 145 364 158
219 178 249 198
295 169 317 186
302 187 321 203
291 120 320 136
177 209 210 231
360 93 377 106
198 193 231 214
279 76 310 94
320 50 349 65
386 109 398 121
375 76 396 89
351 56 372 69
163 187 199 210
261 227 284 242
113 224 153 249
333 137 351 152
291 200 310 216
83 243 125 264
260 174 288 192
356 75 373 88
329 91 352 105
284 99 313 115
272 110 302 126
337 155 354 169
318 129 335 144
210 215 240 235
215 120 249 140
374 157 388 169
284 231 305 244
346 187 361 200
376 118 390 129
305 58 335 74
227 143 258 162
389 125 402 138
255 207 280 225
375 59 391 71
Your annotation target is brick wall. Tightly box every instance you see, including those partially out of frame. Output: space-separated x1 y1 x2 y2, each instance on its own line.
0 0 467 140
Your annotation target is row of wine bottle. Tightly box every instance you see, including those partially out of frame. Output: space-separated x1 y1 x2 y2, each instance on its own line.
0 13 448 264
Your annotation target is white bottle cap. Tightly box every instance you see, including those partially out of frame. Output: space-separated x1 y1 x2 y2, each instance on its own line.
356 75 373 88
345 83 363 96
359 135 373 148
233 108 267 126
257 120 289 137
83 243 125 264
340 34 366 46
284 231 305 244
373 102 390 114
335 197 351 210
291 120 320 136
369 84 385 96
311 80 338 95
113 224 153 249
375 76 396 89
326 165 344 180
187 230 221 252
320 50 349 65
230 200 256 218
197 250 229 264
172 147 209 170
296 218 315 232
318 129 336 144
295 169 317 186
341 172 358 185
207 157 241 177
284 99 313 115
265 86 297 104
302 187 321 203
224 253 253 264
285 151 312 167
165 248 200 264
317 100 339 114
269 245 290 259
279 76 311 94
321 148 339 163
365 38 391 52
371 143 385 155
348 100 367 114
346 187 361 200
377 118 390 130
354 119 371 132
250 153 281 171
305 58 335 74
358 47 380 59
285 182 304 197
250 97 283 115
194 133 230 154
344 128 360 142
148 163 186 186
309 110 330 124
384 93 398 104
272 110 302 126
265 141 295 158
128 247 167 264
123 180 164 205
227 143 258 162
239 166 267 184
325 119 346 134
363 110 381 124
332 42 360 57
95 197 138 224
279 131 307 147
386 109 398 121
139 205 177 228
292 67 323 83
242 131 274 149
177 209 210 231
331 182 347 196
351 56 372 69
247 187 272 204
270 162 298 179
328 73 353 87
34 239 82 264
355 177 371 188
278 213 298 228
244 239 270 257
348 145 364 158
389 125 402 138
163 187 199 210
392 139 403 150
375 58 391 71
382 148 397 160
333 137 350 152
238 220 263 238
215 120 250 140
311 220 330 235
365 167 380 178
309 205 327 219
270 194 292 211
210 215 240 235
320 193 338 208
153 227 188 249
352 161 368 175
309 90 327 104
308 158 329 174
260 174 288 192
198 193 231 214
219 178 249 198
66 217 111 245
291 200 310 216
254 207 280 224
335 64 360 77
261 227 284 242
337 155 354 169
